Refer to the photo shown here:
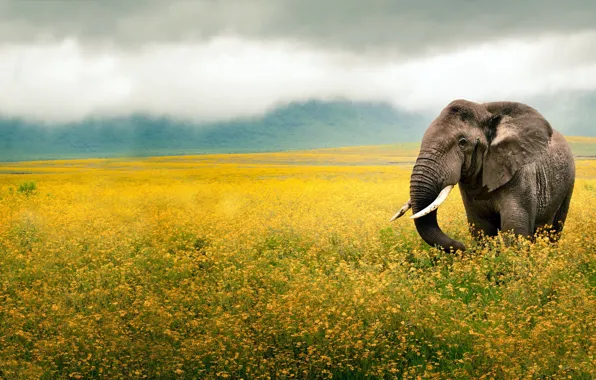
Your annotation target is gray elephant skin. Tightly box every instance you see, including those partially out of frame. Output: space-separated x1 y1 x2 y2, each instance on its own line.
390 99 575 253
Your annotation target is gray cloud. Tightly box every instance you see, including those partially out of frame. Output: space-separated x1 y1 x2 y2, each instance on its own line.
1 31 595 123
2 0 596 55
1 0 595 127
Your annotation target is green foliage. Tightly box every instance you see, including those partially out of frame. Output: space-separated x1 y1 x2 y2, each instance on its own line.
1 227 594 378
17 181 36 196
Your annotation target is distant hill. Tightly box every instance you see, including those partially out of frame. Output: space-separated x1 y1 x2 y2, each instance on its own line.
0 100 431 162
0 97 593 162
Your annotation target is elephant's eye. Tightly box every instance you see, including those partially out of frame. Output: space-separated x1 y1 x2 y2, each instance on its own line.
458 137 467 148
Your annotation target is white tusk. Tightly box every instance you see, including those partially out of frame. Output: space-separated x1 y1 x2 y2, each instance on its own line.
389 199 411 221
410 185 454 219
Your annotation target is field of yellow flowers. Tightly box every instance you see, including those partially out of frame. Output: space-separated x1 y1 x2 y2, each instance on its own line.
0 143 595 379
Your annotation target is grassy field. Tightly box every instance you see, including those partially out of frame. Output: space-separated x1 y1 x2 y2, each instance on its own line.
0 141 595 379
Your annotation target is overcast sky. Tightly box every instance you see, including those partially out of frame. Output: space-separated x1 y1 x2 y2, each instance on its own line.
1 0 595 124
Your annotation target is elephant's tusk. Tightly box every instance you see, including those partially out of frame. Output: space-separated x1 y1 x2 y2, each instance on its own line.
389 199 411 221
410 185 454 219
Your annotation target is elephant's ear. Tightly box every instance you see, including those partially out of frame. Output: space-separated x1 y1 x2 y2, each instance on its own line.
482 103 553 192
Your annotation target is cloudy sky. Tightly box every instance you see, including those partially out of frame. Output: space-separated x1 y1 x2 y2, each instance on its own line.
1 0 595 126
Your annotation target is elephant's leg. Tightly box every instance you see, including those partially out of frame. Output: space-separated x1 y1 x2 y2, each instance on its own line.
461 191 499 240
467 213 500 240
499 205 534 245
492 178 537 245
547 188 574 242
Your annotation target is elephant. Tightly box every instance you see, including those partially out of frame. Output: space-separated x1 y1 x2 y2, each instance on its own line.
390 99 575 253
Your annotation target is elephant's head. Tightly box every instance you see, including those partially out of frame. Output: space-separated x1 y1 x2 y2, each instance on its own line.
390 99 553 252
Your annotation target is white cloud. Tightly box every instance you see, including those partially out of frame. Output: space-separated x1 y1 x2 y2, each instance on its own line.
0 31 595 123
0 39 132 123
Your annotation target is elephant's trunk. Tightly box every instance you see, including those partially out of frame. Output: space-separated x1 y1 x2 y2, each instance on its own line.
409 155 466 253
